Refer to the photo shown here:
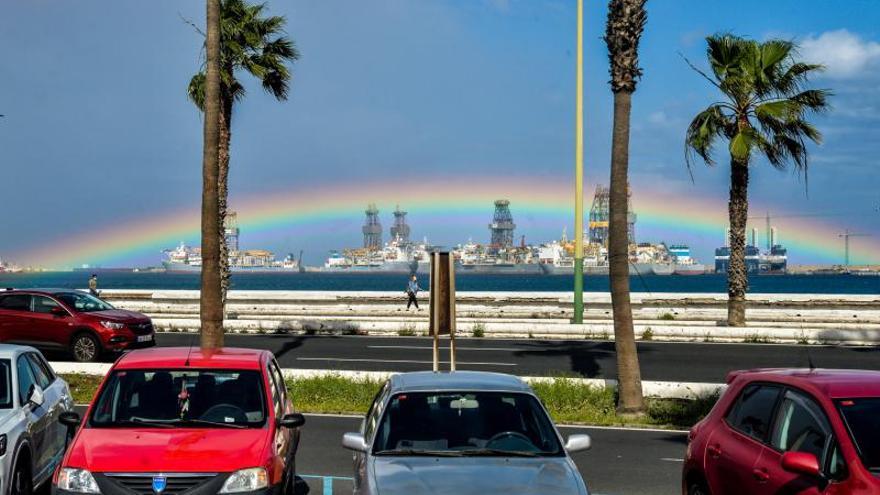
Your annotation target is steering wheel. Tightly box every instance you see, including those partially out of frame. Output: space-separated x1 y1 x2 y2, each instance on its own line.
200 403 248 423
487 431 533 447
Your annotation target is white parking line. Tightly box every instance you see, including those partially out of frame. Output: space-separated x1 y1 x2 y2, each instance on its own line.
296 357 517 366
661 457 684 462
367 345 522 352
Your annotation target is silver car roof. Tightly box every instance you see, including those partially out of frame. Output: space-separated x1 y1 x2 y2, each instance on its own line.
0 343 39 359
388 371 532 394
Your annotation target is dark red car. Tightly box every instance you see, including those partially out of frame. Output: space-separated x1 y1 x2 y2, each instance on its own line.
683 368 880 495
0 288 155 362
54 347 304 495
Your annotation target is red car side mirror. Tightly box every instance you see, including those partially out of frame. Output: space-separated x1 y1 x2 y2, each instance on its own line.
50 306 68 317
781 451 821 478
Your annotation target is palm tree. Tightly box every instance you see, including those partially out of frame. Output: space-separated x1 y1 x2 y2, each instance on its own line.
685 35 829 326
200 0 224 350
188 0 299 301
603 0 647 415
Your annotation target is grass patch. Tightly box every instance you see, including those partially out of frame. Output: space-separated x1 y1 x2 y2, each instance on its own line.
658 312 676 321
743 334 771 344
397 324 417 337
640 327 653 340
60 373 104 404
287 375 383 415
61 374 718 429
471 322 486 338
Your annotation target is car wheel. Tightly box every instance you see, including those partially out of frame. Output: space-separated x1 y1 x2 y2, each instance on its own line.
688 480 710 495
71 333 101 362
11 458 33 495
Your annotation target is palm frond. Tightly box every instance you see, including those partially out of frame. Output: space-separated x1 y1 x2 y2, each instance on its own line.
685 104 733 168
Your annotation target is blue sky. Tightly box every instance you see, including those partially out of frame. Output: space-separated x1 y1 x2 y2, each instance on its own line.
1 0 878 266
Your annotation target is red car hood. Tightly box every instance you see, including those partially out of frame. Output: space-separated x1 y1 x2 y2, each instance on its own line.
65 428 269 472
88 309 149 322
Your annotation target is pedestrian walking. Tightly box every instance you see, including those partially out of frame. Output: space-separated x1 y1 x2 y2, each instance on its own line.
88 274 99 297
405 274 421 310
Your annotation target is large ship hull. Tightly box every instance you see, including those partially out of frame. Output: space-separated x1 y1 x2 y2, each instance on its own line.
162 261 301 274
540 263 695 276
455 262 543 275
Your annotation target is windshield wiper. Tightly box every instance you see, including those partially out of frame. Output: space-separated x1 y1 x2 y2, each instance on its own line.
459 448 540 457
175 418 247 429
374 449 463 457
110 418 176 428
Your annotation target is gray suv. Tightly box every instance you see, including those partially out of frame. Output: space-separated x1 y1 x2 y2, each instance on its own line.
0 345 74 495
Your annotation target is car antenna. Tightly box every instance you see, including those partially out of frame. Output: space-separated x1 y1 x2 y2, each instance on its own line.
184 332 196 367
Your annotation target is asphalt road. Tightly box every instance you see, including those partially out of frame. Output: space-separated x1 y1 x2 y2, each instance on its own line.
149 333 880 383
70 405 687 495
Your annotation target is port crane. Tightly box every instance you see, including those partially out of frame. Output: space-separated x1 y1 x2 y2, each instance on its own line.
838 230 871 268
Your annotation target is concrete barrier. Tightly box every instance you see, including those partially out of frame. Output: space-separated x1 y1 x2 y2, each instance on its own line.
96 289 880 344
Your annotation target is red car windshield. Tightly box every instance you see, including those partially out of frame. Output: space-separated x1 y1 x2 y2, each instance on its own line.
838 398 880 473
90 369 266 428
54 292 114 313
0 360 11 409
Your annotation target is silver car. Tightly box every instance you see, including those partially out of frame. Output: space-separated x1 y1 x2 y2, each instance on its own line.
0 345 74 495
342 371 592 495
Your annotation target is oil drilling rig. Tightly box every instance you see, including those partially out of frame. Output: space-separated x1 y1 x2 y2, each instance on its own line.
362 203 382 250
391 205 411 244
489 200 516 250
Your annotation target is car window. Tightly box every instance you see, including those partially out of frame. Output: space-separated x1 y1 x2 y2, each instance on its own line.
837 398 880 474
32 295 62 315
373 391 563 456
0 359 12 409
270 360 286 404
726 384 781 441
91 369 267 428
53 292 114 313
16 355 37 405
364 380 391 441
266 362 281 415
26 353 53 389
0 294 31 312
770 390 832 463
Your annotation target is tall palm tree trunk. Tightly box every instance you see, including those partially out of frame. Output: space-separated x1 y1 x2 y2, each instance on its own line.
727 158 749 326
218 91 233 305
608 90 644 414
200 0 224 350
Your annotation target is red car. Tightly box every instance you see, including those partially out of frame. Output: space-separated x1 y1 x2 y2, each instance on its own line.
0 288 155 362
54 347 305 495
683 368 880 495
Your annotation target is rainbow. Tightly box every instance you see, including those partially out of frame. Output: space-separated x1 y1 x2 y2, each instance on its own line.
15 176 879 268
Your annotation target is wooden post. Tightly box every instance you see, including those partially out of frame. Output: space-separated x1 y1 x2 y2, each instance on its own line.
429 251 456 372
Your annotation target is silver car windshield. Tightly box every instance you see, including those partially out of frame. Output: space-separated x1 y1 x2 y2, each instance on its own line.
0 360 11 408
90 369 266 428
373 391 563 456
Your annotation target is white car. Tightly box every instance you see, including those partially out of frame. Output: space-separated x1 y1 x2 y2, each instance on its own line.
0 345 73 495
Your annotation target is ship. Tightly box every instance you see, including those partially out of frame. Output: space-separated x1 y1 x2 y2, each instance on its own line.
161 212 302 273
162 242 302 273
668 245 707 275
714 225 788 274
0 256 22 273
453 240 542 275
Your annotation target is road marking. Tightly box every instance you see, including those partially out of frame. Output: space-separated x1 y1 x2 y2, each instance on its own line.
367 345 522 352
296 357 517 366
299 475 354 495
661 457 684 462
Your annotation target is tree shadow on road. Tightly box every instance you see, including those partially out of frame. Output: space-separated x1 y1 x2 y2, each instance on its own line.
510 340 617 378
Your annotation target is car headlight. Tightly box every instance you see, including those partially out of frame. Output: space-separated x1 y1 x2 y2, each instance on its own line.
219 468 268 493
57 468 101 494
99 321 125 330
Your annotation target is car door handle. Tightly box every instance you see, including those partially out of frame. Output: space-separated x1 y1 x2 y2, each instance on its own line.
752 468 770 483
707 445 722 458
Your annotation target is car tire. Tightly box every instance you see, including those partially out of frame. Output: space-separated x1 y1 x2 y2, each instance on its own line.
11 456 33 495
71 333 101 362
687 480 710 495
